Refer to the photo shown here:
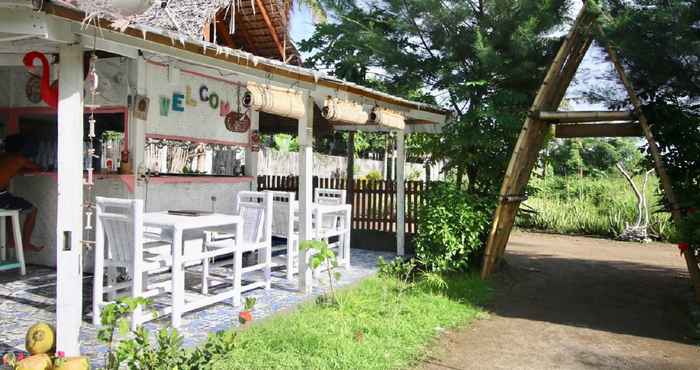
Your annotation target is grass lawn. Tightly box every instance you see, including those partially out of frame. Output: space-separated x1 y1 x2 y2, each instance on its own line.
211 273 491 370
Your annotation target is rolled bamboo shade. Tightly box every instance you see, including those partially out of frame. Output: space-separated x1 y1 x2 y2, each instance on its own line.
243 82 306 119
322 97 369 125
369 107 405 130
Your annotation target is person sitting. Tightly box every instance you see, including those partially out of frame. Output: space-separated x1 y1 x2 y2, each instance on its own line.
0 134 44 251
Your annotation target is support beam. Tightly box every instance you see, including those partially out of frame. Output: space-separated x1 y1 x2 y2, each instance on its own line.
396 130 406 256
535 110 634 123
297 95 314 293
555 122 642 138
253 0 286 60
56 43 84 356
346 132 355 206
481 6 597 278
214 19 236 49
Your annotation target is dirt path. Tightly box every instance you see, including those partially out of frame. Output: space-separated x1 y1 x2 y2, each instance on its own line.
418 231 700 370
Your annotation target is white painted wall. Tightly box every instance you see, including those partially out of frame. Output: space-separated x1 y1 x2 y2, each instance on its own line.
142 62 248 143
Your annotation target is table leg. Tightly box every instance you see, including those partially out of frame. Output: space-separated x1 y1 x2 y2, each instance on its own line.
12 213 25 275
171 228 184 328
1 216 6 261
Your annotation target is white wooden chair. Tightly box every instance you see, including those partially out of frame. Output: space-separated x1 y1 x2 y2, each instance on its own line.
200 191 272 306
0 209 26 275
268 191 299 281
92 197 173 328
313 188 350 264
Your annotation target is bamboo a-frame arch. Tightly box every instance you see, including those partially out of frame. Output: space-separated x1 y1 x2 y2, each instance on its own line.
480 3 700 299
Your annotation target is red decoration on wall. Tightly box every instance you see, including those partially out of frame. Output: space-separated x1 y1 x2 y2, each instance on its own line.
250 129 261 152
23 51 58 109
225 111 251 133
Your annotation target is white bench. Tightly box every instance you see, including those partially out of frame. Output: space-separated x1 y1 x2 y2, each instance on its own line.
0 209 26 275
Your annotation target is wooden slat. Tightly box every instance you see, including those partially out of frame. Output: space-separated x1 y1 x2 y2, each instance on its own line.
555 122 642 138
536 110 634 123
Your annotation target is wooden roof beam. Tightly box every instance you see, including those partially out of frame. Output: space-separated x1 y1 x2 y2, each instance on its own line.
554 122 642 138
212 16 237 49
533 110 635 123
253 0 286 60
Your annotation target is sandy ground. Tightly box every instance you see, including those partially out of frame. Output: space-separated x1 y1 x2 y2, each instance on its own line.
417 231 700 370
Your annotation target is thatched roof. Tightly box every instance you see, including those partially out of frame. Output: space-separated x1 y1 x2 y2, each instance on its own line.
51 0 300 63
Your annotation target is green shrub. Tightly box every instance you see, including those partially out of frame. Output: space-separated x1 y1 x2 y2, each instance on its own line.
364 169 383 182
414 182 494 272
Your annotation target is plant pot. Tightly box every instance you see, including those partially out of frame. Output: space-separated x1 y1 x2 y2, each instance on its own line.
238 310 253 325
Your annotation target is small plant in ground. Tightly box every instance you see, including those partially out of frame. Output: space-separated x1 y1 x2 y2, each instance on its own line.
96 297 151 370
299 240 341 305
238 297 256 324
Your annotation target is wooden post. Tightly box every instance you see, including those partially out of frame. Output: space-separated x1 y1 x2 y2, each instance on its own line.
602 30 700 300
129 57 147 204
396 130 406 256
56 43 84 356
346 131 355 205
297 95 314 293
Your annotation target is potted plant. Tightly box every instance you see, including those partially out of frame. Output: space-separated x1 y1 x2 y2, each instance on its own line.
238 297 256 325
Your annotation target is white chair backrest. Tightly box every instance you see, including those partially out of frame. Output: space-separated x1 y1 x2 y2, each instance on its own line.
315 188 346 205
95 197 144 276
267 191 296 237
234 191 273 245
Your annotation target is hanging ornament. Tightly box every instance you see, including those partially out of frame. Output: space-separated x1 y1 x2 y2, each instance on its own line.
225 111 250 132
22 51 58 108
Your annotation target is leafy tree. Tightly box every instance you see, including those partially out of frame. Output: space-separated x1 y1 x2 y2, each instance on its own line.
300 0 572 193
597 0 700 208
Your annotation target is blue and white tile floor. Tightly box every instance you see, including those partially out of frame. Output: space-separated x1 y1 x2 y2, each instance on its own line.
0 249 392 367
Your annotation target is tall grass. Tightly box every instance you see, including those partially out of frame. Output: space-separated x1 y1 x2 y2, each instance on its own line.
516 174 675 240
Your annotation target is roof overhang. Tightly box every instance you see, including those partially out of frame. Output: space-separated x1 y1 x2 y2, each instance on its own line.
0 1 450 130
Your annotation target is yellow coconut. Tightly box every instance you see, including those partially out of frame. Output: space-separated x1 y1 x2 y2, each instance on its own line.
15 353 52 370
52 356 90 370
25 323 56 355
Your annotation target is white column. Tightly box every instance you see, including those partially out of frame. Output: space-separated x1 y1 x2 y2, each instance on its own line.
129 57 147 202
298 95 314 293
56 43 84 356
396 130 406 256
245 110 260 180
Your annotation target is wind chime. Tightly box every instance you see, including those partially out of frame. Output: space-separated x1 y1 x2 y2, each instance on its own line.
83 53 100 245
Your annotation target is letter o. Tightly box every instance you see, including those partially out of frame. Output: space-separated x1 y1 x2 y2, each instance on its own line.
208 93 219 109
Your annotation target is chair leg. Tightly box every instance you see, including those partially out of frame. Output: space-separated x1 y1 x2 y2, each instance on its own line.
233 249 242 307
201 256 210 295
11 214 25 275
286 237 294 282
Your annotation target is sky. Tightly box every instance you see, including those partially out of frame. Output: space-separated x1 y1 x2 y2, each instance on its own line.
287 3 624 111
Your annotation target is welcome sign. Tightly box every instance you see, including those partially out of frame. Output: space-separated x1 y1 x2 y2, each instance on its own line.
159 84 236 118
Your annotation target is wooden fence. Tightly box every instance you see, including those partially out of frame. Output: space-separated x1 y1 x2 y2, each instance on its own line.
257 175 427 234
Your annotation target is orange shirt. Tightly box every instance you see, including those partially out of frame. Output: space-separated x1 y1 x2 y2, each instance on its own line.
0 153 40 190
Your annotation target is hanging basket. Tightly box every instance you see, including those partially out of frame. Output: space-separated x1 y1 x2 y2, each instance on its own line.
225 111 251 133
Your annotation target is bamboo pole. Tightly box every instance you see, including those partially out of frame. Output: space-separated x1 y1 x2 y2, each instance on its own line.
536 110 634 123
600 26 700 301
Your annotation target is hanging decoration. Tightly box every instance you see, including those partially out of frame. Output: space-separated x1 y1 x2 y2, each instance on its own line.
22 51 58 109
250 129 261 152
322 97 369 125
25 75 42 104
369 106 406 130
243 82 305 119
134 95 150 120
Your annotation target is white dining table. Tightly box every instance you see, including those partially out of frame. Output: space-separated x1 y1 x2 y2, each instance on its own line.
286 201 352 268
143 212 243 327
